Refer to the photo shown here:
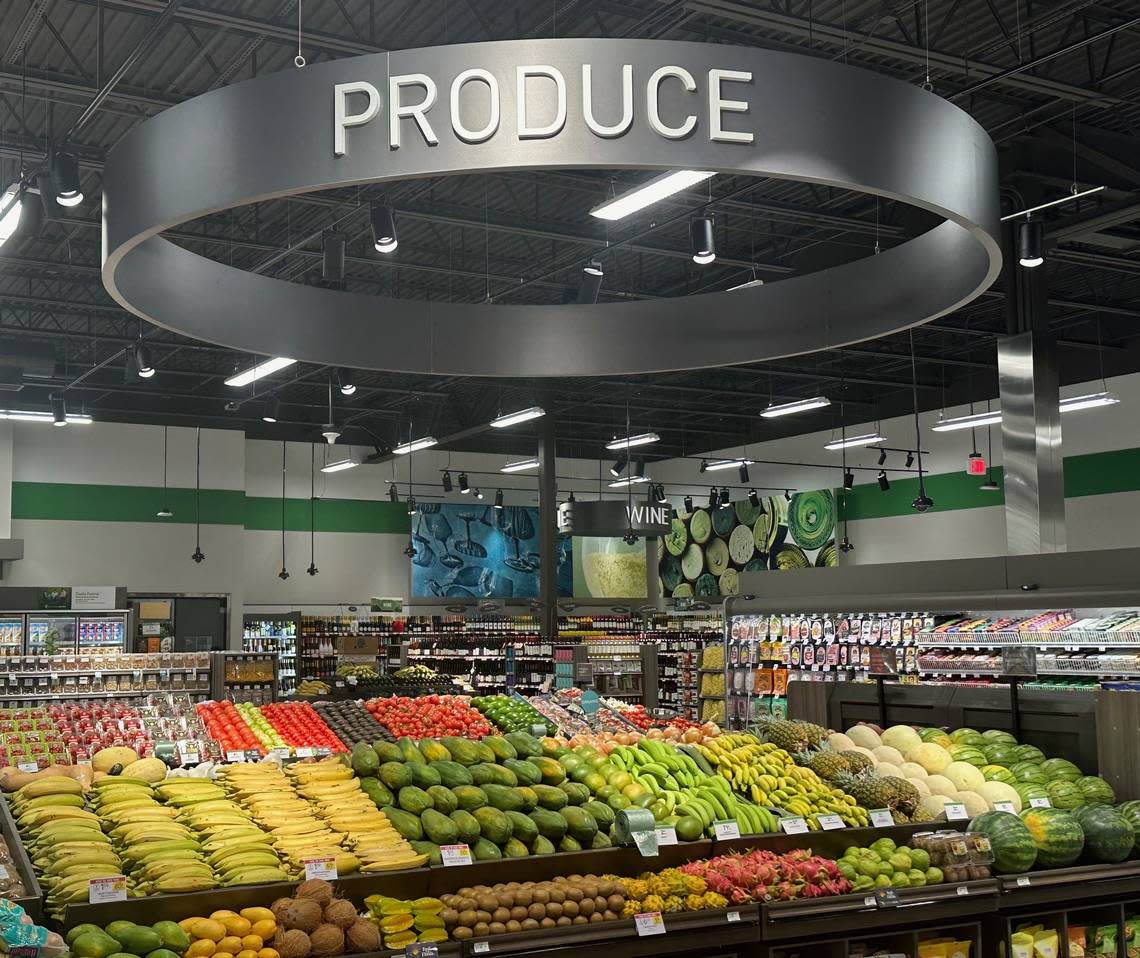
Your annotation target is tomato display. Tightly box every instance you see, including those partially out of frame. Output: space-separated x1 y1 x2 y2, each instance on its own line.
195 700 262 755
259 701 346 752
363 694 493 739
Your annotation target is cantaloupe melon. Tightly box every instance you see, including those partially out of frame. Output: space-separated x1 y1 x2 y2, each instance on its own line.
956 790 989 817
876 762 903 779
908 777 931 799
926 774 957 797
880 725 922 754
826 732 856 753
907 742 953 775
872 745 905 767
916 795 950 822
847 725 882 750
899 761 928 780
943 760 986 793
977 780 1021 812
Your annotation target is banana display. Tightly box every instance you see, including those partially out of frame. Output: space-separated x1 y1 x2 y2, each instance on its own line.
607 739 779 837
217 757 428 873
689 733 870 829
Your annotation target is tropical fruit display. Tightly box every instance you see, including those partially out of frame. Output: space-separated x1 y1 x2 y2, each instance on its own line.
677 847 852 902
833 836 944 891
967 811 1039 873
470 696 556 735
362 695 493 740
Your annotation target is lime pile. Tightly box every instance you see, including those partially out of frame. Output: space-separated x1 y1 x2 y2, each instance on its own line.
835 837 943 891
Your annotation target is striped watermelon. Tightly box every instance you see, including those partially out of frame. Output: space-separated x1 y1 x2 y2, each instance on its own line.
1015 782 1049 805
968 810 1038 873
1011 761 1046 784
1019 807 1085 868
983 744 1018 765
920 728 952 748
950 728 986 747
1041 758 1082 782
950 745 988 768
1077 776 1116 806
1014 744 1046 763
1074 805 1133 863
1116 801 1140 853
982 730 1018 745
983 765 1017 785
1045 780 1083 810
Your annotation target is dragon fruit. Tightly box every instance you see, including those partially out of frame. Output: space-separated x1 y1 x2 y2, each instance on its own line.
677 847 851 904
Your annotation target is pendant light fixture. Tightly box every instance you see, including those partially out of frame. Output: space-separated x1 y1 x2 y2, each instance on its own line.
132 340 155 378
690 215 716 264
494 489 504 510
278 442 290 579
388 482 399 502
908 331 935 512
1017 218 1044 268
370 205 398 253
839 417 854 553
157 426 174 518
336 367 355 396
307 443 318 576
51 395 67 427
458 472 470 494
322 233 346 289
191 427 205 562
578 261 604 304
683 495 693 514
50 149 83 207
708 486 719 509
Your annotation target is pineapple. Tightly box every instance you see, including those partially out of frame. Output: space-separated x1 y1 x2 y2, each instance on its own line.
807 750 851 781
757 717 827 753
840 772 896 810
882 776 920 815
839 749 875 775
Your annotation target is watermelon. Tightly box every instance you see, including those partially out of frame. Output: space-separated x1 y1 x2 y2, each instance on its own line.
968 810 1038 874
1045 780 1083 810
1077 776 1116 806
1074 805 1134 863
1019 807 1085 868
1041 758 1082 782
1014 782 1049 806
919 728 952 748
1014 744 1046 763
983 765 1017 786
950 745 988 768
1116 801 1140 853
1011 761 1046 784
950 728 986 747
982 730 1018 745
982 744 1018 766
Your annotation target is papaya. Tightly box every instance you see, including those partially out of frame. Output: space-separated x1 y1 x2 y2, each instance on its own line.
530 756 566 786
559 781 590 805
468 764 497 786
471 837 501 861
482 736 518 761
381 806 423 841
421 808 459 845
409 840 442 866
529 807 568 841
426 785 457 814
532 784 568 810
429 761 473 788
584 800 616 829
505 810 539 844
418 740 451 763
514 786 538 811
407 763 442 789
440 737 481 766
398 786 433 815
373 741 403 764
559 834 582 853
360 778 395 808
591 831 612 849
560 806 598 844
72 932 121 958
482 783 525 813
111 926 163 956
350 743 380 778
470 740 496 764
530 834 556 855
503 759 542 786
448 809 481 843
472 806 512 844
503 837 529 858
379 761 413 790
397 737 426 764
67 926 107 947
451 785 487 811
504 731 543 757
478 764 517 787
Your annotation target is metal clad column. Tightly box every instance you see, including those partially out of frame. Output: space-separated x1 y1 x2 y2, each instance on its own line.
538 416 558 641
998 331 1066 553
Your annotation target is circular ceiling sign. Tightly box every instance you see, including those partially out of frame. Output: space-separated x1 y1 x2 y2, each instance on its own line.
102 39 1001 377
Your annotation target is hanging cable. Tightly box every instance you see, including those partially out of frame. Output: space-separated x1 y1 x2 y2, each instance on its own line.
279 442 290 579
294 0 306 67
308 442 318 576
191 427 204 562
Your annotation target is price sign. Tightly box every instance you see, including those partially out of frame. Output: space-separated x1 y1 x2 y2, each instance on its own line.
874 888 901 908
726 911 741 923
869 808 895 828
956 885 969 897
779 817 808 835
88 876 127 904
303 857 338 880
863 896 877 908
714 820 742 839
316 747 331 758
943 802 969 821
993 801 1017 813
1016 876 1031 887
817 814 845 830
16 762 38 773
226 750 248 763
635 912 666 937
269 747 291 760
177 740 200 764
472 942 490 954
440 844 472 867
655 826 678 847
529 724 548 738
295 746 316 758
404 943 437 958
1029 796 1052 808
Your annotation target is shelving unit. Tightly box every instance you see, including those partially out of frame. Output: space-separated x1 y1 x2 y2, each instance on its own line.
211 650 278 704
297 613 395 687
242 612 299 693
0 652 211 702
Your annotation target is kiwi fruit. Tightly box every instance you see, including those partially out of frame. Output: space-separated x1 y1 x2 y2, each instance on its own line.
452 927 473 940
506 921 522 934
493 908 510 924
556 917 571 927
522 919 539 931
540 918 556 929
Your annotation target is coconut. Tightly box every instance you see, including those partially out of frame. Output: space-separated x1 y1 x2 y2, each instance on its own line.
345 921 380 953
826 732 856 753
281 899 324 933
272 898 296 922
309 925 345 958
296 879 334 907
276 930 312 958
847 725 882 750
323 900 357 930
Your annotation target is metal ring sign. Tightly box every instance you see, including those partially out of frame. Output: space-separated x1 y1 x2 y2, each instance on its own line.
102 39 1001 377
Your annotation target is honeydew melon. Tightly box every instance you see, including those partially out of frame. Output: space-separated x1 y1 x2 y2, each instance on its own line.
847 725 882 750
880 725 923 754
916 795 950 821
899 762 928 780
908 777 932 799
943 760 986 793
876 762 903 779
908 742 953 775
956 790 990 818
926 774 957 798
827 732 856 753
978 780 1022 812
872 745 906 767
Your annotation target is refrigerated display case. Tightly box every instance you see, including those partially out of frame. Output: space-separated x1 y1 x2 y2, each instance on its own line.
0 617 22 657
211 650 278 704
22 610 128 654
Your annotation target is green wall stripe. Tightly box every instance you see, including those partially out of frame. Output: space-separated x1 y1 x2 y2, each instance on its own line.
11 482 410 534
1063 447 1140 498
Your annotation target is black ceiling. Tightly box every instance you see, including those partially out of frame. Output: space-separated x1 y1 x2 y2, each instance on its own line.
1 0 1139 465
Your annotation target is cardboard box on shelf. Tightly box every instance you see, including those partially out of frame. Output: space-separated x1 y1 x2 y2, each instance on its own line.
336 635 379 655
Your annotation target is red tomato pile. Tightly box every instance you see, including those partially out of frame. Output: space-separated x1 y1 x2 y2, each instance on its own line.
196 701 261 754
260 702 346 752
619 704 706 734
364 695 493 739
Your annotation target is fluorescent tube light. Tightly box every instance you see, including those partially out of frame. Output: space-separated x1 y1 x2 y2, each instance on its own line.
824 433 885 451
320 458 357 473
608 475 650 488
590 171 714 221
0 184 22 249
224 357 295 387
727 278 765 291
605 432 660 450
1061 391 1120 412
932 410 1003 432
0 409 91 424
762 396 831 418
392 436 437 455
490 406 546 428
704 458 753 472
501 457 540 473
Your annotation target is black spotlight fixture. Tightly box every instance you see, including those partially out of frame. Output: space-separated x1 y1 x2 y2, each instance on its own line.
306 561 319 577
1018 218 1043 268
406 495 417 516
458 472 470 494
370 204 397 252
708 486 719 509
739 463 750 483
475 488 484 500
877 470 890 491
50 149 83 207
633 458 646 477
322 232 346 288
748 488 760 509
578 261 604 304
133 341 155 379
403 539 416 558
494 489 504 510
683 495 693 514
839 535 855 553
50 395 66 427
843 471 854 489
699 459 708 473
262 396 280 424
277 566 290 581
690 215 716 265
719 485 731 507
442 470 453 493
877 449 887 466
610 454 628 477
656 484 668 504
622 530 640 546
905 451 915 468
337 367 355 396
388 483 399 502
